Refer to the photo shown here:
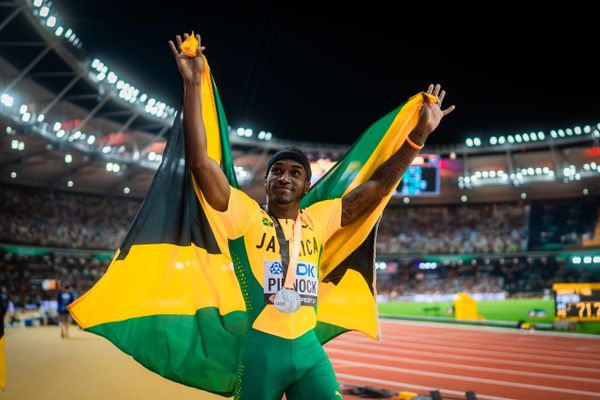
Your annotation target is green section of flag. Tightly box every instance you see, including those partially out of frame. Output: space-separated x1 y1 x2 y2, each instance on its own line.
210 74 238 188
314 321 348 344
88 309 247 396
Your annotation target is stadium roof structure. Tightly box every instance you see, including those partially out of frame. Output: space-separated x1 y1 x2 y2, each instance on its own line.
1 0 600 204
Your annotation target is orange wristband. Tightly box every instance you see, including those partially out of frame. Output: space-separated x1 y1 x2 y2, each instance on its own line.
406 135 424 150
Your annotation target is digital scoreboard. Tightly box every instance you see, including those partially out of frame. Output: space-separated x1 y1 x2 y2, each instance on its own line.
309 154 441 196
396 154 440 196
553 283 600 321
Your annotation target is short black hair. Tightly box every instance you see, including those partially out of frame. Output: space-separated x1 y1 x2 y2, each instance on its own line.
265 146 312 181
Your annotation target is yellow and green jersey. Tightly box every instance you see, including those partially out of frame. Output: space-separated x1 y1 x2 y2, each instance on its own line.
216 187 341 339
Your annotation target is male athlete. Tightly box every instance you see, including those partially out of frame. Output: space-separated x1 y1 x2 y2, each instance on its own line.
169 33 454 399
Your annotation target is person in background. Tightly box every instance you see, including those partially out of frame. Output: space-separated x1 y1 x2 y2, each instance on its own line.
1 286 8 332
56 284 75 338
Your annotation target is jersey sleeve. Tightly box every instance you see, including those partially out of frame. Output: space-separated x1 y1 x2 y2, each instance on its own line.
304 198 342 244
215 187 261 239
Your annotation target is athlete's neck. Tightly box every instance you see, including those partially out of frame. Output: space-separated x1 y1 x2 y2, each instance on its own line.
265 201 300 220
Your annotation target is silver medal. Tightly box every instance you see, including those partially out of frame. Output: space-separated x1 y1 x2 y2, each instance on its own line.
274 288 301 313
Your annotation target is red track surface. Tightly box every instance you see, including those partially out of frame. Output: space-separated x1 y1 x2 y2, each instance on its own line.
326 320 600 400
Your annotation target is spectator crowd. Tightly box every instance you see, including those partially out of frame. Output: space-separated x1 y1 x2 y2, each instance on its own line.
1 185 597 307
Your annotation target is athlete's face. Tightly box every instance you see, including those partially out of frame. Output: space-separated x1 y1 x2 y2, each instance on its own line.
265 159 310 205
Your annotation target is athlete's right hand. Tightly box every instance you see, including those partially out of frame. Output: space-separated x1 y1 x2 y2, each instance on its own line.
168 33 205 85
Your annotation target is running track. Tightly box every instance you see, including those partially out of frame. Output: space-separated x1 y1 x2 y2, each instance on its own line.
325 320 600 400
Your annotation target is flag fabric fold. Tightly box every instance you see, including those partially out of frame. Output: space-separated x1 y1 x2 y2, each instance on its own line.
69 53 429 395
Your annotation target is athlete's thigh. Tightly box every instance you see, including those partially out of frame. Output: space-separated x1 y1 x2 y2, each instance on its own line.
285 351 341 400
235 332 290 400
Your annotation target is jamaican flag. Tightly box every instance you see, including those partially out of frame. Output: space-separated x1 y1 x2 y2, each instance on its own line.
69 42 430 395
307 93 426 343
69 57 246 396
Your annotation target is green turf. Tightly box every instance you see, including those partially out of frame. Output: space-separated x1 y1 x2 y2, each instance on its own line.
478 299 555 322
378 299 600 334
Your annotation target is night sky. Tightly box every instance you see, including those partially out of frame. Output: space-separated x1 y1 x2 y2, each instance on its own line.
55 1 599 146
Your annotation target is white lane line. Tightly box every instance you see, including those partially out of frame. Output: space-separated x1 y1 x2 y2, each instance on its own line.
327 347 600 384
362 326 600 348
336 372 515 400
331 359 600 398
379 319 600 340
378 330 600 355
328 339 600 373
337 335 600 367
362 331 597 358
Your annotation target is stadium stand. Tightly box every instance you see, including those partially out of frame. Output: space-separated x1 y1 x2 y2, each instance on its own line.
1 183 598 306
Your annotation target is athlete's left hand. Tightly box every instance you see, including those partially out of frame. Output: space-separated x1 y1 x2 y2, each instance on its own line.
412 83 455 143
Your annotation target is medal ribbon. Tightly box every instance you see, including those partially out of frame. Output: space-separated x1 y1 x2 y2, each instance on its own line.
267 210 302 291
